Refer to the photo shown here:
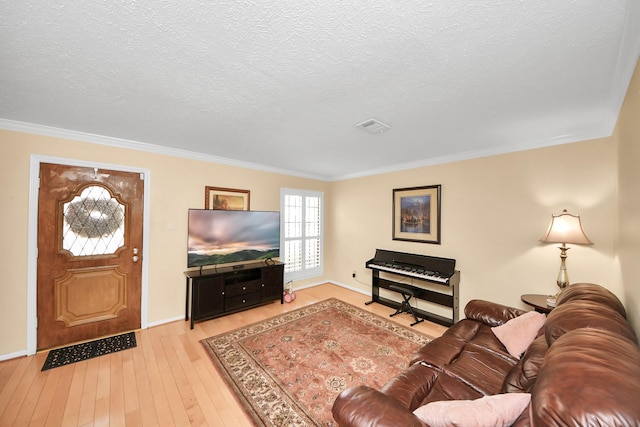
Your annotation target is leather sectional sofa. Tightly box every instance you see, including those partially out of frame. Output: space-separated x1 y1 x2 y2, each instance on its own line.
332 283 640 426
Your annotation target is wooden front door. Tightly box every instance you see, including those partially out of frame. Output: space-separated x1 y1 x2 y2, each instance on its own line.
37 163 144 350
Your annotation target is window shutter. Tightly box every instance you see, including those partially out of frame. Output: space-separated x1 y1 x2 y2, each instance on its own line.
281 189 323 280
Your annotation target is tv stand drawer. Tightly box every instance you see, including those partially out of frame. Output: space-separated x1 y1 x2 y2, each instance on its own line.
225 292 260 311
225 279 261 297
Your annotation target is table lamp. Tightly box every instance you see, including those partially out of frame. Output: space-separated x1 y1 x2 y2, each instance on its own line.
540 209 592 302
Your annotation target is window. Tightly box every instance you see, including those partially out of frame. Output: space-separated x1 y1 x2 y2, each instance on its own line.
281 188 323 280
62 185 125 256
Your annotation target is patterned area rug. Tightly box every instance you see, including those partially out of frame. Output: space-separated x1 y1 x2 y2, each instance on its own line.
41 332 137 371
202 298 433 426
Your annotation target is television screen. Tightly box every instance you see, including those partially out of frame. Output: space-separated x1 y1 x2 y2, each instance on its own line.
187 209 280 268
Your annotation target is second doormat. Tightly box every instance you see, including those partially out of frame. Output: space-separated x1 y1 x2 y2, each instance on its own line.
41 331 137 371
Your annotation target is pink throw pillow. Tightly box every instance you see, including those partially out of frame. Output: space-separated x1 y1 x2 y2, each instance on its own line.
413 393 531 427
491 311 546 359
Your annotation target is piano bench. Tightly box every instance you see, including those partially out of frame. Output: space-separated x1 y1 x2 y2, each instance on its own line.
388 284 424 326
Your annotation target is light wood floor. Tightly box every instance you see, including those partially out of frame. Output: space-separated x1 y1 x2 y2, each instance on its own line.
0 283 447 426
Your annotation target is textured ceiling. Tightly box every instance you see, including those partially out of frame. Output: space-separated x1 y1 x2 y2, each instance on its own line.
1 1 640 180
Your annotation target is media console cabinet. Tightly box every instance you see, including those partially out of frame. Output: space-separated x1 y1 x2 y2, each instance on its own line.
184 260 284 329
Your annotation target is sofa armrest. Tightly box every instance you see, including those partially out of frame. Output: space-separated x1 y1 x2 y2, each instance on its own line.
332 386 426 427
380 362 439 409
531 328 640 425
464 299 528 327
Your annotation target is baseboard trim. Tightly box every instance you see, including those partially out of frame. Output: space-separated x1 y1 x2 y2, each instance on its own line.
0 350 28 362
147 315 185 329
0 281 371 361
325 280 370 296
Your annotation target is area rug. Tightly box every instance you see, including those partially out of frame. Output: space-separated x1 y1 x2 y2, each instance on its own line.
41 332 137 371
202 298 433 426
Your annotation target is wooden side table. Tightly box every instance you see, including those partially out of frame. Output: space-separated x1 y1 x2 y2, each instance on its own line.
521 294 555 314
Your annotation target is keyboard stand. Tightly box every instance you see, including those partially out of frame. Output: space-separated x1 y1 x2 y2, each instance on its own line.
389 284 424 326
366 250 460 327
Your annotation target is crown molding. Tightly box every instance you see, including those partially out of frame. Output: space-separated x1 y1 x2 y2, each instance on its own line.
330 128 612 181
0 117 619 183
0 118 329 181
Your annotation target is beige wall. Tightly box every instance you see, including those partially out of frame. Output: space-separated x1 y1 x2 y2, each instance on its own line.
616 57 640 333
2 60 639 358
327 139 618 315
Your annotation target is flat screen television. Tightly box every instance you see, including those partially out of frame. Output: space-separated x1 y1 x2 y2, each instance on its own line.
187 209 280 268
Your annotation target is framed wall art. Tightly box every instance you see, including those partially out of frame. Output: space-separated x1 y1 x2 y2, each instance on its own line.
392 185 441 244
205 186 250 210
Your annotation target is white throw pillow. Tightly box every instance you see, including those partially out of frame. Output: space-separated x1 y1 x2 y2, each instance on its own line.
413 393 531 427
491 311 546 359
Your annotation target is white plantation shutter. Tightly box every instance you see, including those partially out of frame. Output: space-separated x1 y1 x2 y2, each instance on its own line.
281 188 323 280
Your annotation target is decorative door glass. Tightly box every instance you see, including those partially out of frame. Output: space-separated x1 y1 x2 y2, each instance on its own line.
62 185 125 256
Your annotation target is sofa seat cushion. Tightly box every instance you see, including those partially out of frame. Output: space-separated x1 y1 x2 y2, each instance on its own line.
400 318 519 407
441 347 518 396
412 320 518 366
410 334 472 367
531 328 640 426
502 334 548 393
382 362 485 409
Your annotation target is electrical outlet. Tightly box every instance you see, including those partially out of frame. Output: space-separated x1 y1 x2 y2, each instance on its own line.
352 271 356 278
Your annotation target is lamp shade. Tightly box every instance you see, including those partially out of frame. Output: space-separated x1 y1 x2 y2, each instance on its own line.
540 209 593 245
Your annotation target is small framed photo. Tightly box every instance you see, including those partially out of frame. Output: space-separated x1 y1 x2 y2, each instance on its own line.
393 185 441 244
205 186 250 210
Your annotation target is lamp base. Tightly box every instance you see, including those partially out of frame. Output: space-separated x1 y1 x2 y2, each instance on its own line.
555 244 570 289
547 286 566 307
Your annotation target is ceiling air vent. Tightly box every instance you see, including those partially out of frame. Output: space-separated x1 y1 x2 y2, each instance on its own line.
355 118 391 134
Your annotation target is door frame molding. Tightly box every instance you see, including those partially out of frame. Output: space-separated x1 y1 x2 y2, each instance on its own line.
27 154 151 355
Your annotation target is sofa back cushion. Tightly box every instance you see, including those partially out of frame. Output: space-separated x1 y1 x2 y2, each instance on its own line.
531 328 640 427
464 299 527 327
556 283 627 318
544 299 637 345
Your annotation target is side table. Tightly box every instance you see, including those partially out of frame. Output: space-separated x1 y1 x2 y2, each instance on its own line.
520 294 554 314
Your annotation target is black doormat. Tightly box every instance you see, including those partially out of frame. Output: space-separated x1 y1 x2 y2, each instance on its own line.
41 332 137 371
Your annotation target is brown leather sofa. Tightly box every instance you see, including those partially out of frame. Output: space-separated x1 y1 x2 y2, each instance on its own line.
332 283 640 426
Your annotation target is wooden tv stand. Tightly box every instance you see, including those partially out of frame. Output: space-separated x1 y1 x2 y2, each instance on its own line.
184 260 284 329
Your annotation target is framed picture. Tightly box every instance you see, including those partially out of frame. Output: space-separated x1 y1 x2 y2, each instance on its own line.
205 186 250 210
393 185 441 244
